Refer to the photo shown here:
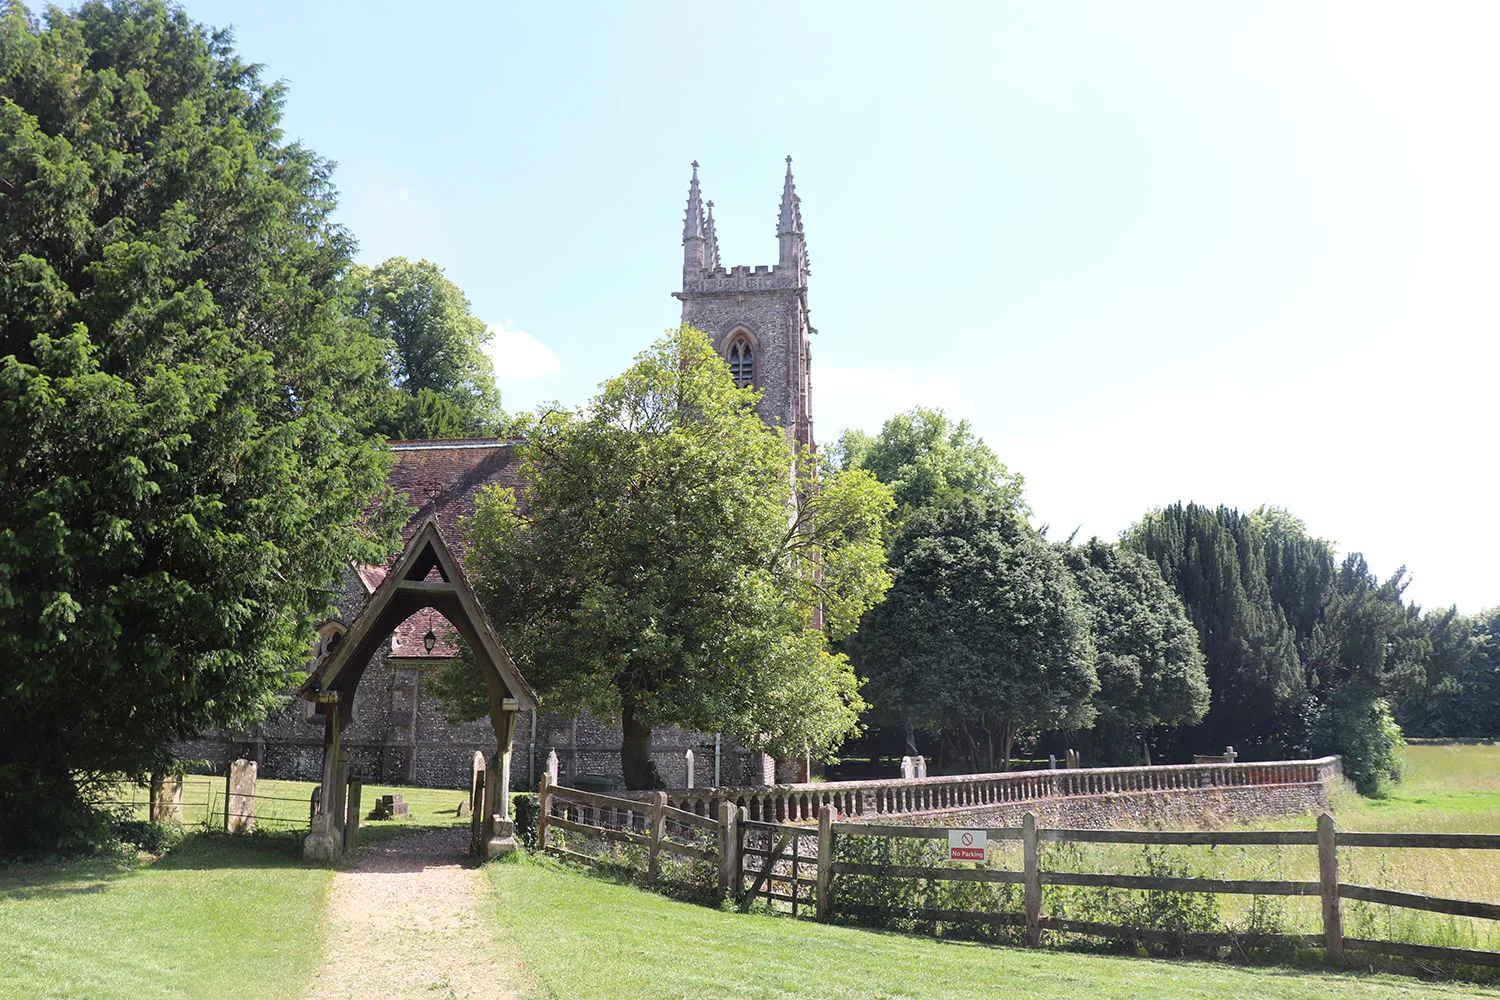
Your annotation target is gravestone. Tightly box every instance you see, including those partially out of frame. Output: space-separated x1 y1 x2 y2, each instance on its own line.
225 758 256 832
1049 754 1058 770
900 756 914 780
309 785 322 825
456 796 470 818
545 749 559 785
685 749 695 790
368 793 409 820
915 756 927 779
149 772 182 824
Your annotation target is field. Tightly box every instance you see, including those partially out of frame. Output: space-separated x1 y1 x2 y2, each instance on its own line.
486 855 1496 999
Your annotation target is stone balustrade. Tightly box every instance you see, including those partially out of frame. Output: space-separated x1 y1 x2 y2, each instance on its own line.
664 757 1343 825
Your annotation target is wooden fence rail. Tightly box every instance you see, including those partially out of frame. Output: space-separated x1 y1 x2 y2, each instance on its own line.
818 809 1500 968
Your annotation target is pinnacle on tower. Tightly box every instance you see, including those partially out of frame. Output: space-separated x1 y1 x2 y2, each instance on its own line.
684 160 705 241
704 200 721 270
777 155 803 237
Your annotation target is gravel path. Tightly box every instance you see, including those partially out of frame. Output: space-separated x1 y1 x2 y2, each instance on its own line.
303 827 533 1000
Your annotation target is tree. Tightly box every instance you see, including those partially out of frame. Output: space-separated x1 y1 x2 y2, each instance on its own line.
460 326 893 787
832 408 1026 528
1059 538 1209 763
1123 504 1303 750
1253 505 1336 664
0 1 400 848
350 256 503 439
1398 607 1496 737
849 497 1097 771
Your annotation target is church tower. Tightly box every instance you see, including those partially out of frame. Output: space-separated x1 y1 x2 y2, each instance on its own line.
675 159 815 452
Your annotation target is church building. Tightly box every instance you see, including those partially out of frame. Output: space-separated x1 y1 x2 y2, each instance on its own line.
177 160 820 791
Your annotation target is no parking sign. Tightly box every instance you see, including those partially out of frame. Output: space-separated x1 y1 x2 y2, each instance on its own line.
947 828 987 862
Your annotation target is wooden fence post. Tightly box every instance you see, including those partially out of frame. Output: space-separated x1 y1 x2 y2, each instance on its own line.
1023 811 1042 947
1318 811 1343 957
717 800 738 896
648 790 667 881
343 776 362 855
537 773 552 853
736 805 749 891
816 804 833 921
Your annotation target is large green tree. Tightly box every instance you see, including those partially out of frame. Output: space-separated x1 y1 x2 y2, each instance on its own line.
849 497 1097 771
832 408 1026 528
0 1 400 849
1123 504 1303 749
461 326 893 788
350 255 503 440
1059 538 1209 763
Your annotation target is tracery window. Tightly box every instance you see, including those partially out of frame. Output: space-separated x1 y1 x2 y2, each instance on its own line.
727 336 754 388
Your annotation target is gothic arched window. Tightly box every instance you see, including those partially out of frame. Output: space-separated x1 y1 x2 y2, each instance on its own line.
727 336 754 388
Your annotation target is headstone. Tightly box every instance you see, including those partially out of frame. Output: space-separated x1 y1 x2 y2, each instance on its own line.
685 749 695 790
150 772 182 824
1224 745 1238 763
343 776 362 854
225 758 256 833
545 749 559 785
309 785 322 824
915 756 927 779
456 796 470 818
900 755 914 780
1048 754 1058 770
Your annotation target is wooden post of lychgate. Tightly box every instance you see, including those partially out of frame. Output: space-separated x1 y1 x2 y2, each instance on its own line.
537 773 552 853
649 791 667 881
717 800 738 896
1318 811 1343 957
1023 811 1042 947
816 803 833 921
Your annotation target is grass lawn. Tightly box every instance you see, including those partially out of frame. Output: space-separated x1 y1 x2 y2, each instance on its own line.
487 855 1497 1000
105 774 472 844
0 834 329 1000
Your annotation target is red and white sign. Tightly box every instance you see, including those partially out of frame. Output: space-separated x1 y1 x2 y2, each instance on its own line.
948 828 987 862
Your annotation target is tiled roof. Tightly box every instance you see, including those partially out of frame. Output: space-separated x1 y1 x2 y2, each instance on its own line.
371 438 525 660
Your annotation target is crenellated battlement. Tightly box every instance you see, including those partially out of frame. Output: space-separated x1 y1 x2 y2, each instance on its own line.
682 262 804 295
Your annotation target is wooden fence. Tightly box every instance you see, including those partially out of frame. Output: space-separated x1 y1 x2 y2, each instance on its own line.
667 756 1342 825
537 775 726 884
818 810 1500 968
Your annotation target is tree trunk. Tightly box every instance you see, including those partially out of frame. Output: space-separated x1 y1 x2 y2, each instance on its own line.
1000 722 1016 771
620 698 662 790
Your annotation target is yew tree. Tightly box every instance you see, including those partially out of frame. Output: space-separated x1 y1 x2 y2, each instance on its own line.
462 326 893 788
0 1 400 848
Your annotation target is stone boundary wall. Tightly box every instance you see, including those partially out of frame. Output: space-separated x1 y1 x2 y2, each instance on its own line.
667 757 1343 828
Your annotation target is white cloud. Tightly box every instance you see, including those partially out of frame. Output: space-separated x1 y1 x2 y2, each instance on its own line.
816 367 967 439
484 323 560 379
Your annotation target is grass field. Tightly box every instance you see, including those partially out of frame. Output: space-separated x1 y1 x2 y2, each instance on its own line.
487 855 1497 1000
0 834 328 1000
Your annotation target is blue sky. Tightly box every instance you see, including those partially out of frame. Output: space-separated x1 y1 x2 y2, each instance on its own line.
185 1 1498 613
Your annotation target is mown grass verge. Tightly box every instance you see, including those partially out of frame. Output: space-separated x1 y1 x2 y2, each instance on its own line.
0 832 329 1000
486 854 1500 1000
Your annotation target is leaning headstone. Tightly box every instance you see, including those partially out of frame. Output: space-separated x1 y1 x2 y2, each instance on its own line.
225 758 256 833
545 749 559 785
685 749 695 790
150 772 183 824
1048 754 1058 770
457 796 470 818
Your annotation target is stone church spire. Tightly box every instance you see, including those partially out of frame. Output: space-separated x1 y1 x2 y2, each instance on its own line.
683 161 707 273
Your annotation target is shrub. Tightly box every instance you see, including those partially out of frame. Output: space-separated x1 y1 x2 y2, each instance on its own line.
511 793 540 850
1311 688 1406 796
